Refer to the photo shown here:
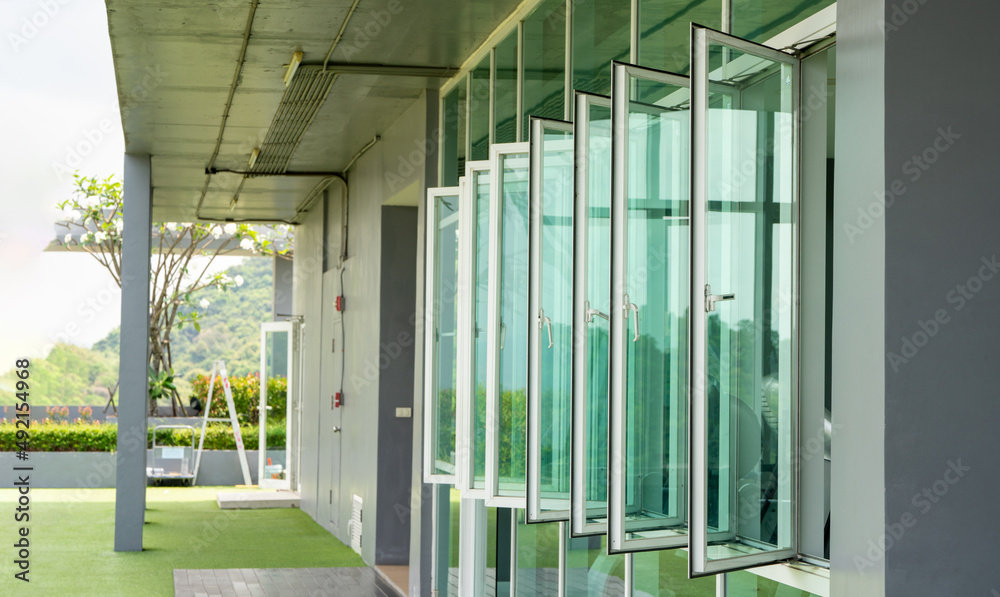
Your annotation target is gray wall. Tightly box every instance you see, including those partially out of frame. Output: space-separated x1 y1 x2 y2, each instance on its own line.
294 92 434 574
273 255 295 320
883 1 1000 594
832 1 886 594
375 206 419 564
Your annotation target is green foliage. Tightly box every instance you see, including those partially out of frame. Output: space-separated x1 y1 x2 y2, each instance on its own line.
0 343 116 406
189 371 286 425
148 367 177 402
0 421 284 452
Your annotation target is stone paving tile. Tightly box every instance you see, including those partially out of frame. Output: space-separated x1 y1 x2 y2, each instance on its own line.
175 568 399 597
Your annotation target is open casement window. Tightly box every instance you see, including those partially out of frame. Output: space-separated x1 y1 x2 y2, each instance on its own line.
423 185 462 484
608 62 691 554
457 161 492 499
570 92 613 536
527 117 575 522
690 24 800 576
485 142 531 507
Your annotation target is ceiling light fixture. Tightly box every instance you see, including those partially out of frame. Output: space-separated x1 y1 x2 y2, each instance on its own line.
283 51 303 88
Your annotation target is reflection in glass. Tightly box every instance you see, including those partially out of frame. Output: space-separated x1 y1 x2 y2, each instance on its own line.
262 330 289 482
637 0 720 74
471 170 491 490
496 151 530 497
573 96 612 534
442 80 467 186
494 32 518 144
632 549 715 596
521 0 567 139
564 529 626 595
530 122 574 519
732 0 834 44
571 0 629 98
470 57 491 160
697 33 796 570
611 69 690 550
514 514 560 596
432 193 460 476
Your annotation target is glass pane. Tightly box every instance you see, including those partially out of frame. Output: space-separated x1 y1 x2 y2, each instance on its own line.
263 330 289 481
521 0 567 140
571 0 629 98
728 569 824 596
442 80 468 186
529 122 574 519
637 0 720 74
732 0 834 44
494 32 518 144
471 57 491 161
610 66 690 552
632 550 715 596
572 95 612 535
495 150 530 498
565 531 626 595
694 29 796 572
514 515 560 595
471 169 492 491
432 192 461 476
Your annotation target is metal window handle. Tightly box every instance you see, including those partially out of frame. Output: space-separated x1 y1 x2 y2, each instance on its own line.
705 284 736 313
332 426 341 433
585 301 610 323
499 322 506 350
622 294 640 342
538 310 554 349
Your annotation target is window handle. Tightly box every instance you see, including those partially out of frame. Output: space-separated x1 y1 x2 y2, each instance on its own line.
705 284 736 313
623 294 640 342
499 322 506 350
585 300 609 323
538 309 554 349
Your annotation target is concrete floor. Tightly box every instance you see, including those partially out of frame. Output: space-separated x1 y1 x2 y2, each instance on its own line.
174 567 402 597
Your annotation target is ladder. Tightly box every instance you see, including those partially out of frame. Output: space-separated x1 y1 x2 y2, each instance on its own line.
191 360 252 486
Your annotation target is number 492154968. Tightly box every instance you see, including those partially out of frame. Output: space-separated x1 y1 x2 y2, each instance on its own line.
14 359 30 450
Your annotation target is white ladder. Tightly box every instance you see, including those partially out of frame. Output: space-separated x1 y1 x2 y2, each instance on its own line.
191 360 252 486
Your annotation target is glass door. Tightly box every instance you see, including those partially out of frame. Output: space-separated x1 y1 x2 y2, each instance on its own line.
259 320 297 490
457 161 491 499
690 24 799 576
571 92 613 537
424 185 462 484
527 117 575 522
486 142 531 507
608 62 691 554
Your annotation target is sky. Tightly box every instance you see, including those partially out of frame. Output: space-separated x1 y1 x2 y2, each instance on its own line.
0 1 237 369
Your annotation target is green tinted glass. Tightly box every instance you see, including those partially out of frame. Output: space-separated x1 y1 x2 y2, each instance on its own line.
472 170 491 490
494 32 518 144
564 531 626 595
470 58 491 161
432 191 460 476
571 0 629 97
521 0 567 139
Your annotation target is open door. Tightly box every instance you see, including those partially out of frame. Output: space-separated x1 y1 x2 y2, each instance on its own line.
689 24 799 576
259 320 298 490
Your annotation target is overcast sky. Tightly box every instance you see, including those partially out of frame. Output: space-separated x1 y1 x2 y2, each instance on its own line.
0 2 241 370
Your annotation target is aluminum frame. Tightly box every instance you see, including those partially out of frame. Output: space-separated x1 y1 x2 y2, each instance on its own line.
570 91 613 537
485 141 532 509
689 23 801 578
527 116 575 523
457 161 492 499
608 61 692 554
423 185 463 485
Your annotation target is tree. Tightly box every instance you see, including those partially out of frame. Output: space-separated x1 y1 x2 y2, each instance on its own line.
55 173 292 415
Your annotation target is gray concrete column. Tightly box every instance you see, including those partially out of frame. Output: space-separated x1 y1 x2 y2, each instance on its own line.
114 153 152 552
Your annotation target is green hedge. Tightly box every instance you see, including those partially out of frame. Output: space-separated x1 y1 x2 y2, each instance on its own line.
190 372 286 425
0 422 284 453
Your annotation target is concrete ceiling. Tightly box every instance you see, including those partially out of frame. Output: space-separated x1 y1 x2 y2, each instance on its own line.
106 0 522 222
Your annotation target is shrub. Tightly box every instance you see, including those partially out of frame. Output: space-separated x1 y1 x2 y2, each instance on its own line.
0 421 284 452
189 372 287 425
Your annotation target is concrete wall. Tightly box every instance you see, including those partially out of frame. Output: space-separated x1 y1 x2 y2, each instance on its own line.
295 91 434 576
883 1 1000 594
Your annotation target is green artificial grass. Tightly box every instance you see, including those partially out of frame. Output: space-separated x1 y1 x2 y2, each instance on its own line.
0 487 363 596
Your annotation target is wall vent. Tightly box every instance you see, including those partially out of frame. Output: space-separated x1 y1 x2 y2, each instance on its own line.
349 494 363 554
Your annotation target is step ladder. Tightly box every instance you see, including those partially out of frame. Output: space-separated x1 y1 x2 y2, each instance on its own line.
191 360 252 486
